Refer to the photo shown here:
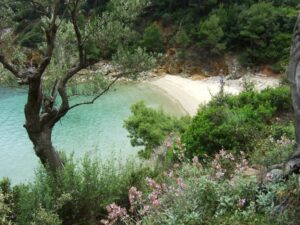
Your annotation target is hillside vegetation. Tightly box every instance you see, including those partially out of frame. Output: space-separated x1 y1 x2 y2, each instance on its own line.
1 0 300 224
5 0 299 72
1 85 299 224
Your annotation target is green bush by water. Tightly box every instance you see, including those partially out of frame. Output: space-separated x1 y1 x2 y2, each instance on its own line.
124 101 190 158
183 86 292 157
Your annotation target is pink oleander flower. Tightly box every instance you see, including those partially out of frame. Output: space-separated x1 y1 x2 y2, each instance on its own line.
161 183 168 192
106 203 127 220
265 172 274 181
215 170 225 179
148 192 158 202
192 156 199 164
212 160 222 170
219 149 226 157
167 170 174 178
148 191 161 207
192 156 203 169
152 199 160 206
128 186 142 211
146 177 156 188
214 154 221 161
226 153 235 161
237 198 246 208
176 178 188 190
166 141 172 148
142 205 150 213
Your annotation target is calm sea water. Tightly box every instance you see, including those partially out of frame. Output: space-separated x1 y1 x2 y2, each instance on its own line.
0 83 185 184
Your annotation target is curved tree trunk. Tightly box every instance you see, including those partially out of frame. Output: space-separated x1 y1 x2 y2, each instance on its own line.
23 76 64 173
26 126 63 172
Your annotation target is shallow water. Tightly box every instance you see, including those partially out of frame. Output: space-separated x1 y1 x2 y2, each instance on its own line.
0 83 185 184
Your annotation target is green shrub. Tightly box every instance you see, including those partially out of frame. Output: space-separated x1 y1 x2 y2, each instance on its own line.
0 183 15 225
237 2 297 66
138 162 300 225
183 86 292 157
175 28 191 47
85 38 102 62
124 101 190 158
6 154 157 225
196 14 226 55
183 104 266 157
139 23 164 53
223 86 292 114
251 122 295 167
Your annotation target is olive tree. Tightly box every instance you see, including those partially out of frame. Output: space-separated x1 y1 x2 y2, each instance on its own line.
0 0 154 173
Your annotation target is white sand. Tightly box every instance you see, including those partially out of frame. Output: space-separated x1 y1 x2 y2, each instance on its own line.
150 75 280 116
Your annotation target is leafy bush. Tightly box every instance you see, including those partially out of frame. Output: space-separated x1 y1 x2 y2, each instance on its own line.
175 28 191 47
139 23 164 53
222 86 292 114
124 101 190 158
3 154 157 225
237 2 297 67
251 135 294 167
103 155 300 225
251 122 295 167
0 179 15 225
196 14 226 55
183 86 292 157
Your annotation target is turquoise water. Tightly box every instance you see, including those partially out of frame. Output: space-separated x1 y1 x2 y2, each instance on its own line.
0 83 185 184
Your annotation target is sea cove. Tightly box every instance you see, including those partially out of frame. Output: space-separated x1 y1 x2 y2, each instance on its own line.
0 83 185 184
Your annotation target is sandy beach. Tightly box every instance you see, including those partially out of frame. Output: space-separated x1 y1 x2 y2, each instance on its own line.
150 75 280 116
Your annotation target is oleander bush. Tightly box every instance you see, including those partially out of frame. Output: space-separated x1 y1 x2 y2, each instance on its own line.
0 154 158 225
251 136 294 168
101 151 300 225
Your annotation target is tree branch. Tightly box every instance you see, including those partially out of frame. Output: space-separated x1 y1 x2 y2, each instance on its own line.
37 0 61 75
30 0 48 15
70 0 86 66
0 54 21 78
51 70 132 127
68 76 120 110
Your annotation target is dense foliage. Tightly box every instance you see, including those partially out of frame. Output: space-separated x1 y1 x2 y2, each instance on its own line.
2 0 298 70
0 85 298 224
2 149 299 225
124 101 190 158
140 160 300 225
0 0 299 224
183 86 293 157
147 0 298 70
0 154 158 225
